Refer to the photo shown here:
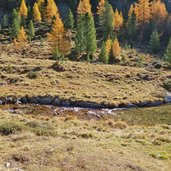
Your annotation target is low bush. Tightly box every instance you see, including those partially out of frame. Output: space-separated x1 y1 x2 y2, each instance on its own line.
0 121 24 135
27 71 38 79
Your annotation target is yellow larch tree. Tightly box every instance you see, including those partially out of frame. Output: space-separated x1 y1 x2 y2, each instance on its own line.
128 4 135 19
77 0 92 15
48 15 71 55
44 0 59 23
113 10 123 32
19 0 28 19
33 2 42 23
105 37 112 56
97 0 105 15
112 38 121 61
136 0 151 26
151 0 168 27
14 27 28 50
37 0 45 10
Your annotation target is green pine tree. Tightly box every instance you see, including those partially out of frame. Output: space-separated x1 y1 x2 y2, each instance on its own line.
84 13 97 58
99 1 114 40
150 29 160 53
164 38 171 68
99 41 109 64
3 15 8 27
11 18 20 38
75 15 86 54
128 12 137 41
145 20 156 41
28 20 35 41
65 9 74 30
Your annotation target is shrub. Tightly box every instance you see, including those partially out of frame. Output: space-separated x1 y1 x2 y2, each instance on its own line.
163 80 171 91
27 71 38 79
0 121 24 135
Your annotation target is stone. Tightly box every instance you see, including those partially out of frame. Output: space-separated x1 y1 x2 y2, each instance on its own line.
75 102 103 109
20 97 28 103
4 162 10 168
62 101 71 107
52 97 61 106
29 97 40 104
39 96 52 105
165 92 171 103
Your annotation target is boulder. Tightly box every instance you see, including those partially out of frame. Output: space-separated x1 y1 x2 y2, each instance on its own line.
62 101 71 107
29 97 40 104
52 97 61 106
75 102 103 109
165 92 171 103
39 96 52 105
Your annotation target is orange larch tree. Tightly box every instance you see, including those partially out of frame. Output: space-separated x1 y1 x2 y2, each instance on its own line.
77 0 92 15
112 38 121 61
19 0 28 19
44 0 59 23
136 0 151 26
97 0 105 15
48 15 71 55
113 10 123 32
33 2 42 23
151 0 168 27
105 37 112 56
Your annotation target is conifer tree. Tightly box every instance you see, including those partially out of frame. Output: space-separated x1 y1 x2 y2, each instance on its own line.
33 2 42 23
105 37 112 56
97 0 105 15
75 15 86 54
151 0 168 28
11 18 20 38
44 0 59 23
19 0 28 19
77 0 92 15
99 41 108 64
113 10 123 32
99 1 114 40
84 13 97 57
128 12 137 41
17 26 27 42
150 29 160 53
28 20 35 40
164 38 171 67
136 0 151 26
3 15 8 27
48 15 71 55
11 9 20 39
65 9 74 30
145 20 156 41
112 38 121 62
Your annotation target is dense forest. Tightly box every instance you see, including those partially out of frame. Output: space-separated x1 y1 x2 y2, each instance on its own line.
1 0 171 65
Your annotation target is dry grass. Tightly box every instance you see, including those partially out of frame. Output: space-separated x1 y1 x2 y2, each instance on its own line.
0 107 170 171
0 42 169 106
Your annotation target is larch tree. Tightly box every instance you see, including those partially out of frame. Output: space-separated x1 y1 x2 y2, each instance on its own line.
105 37 112 56
77 0 92 15
151 0 168 28
44 0 59 23
19 0 28 19
33 2 42 23
136 0 151 26
48 15 71 56
112 38 121 62
113 10 123 32
97 0 105 15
